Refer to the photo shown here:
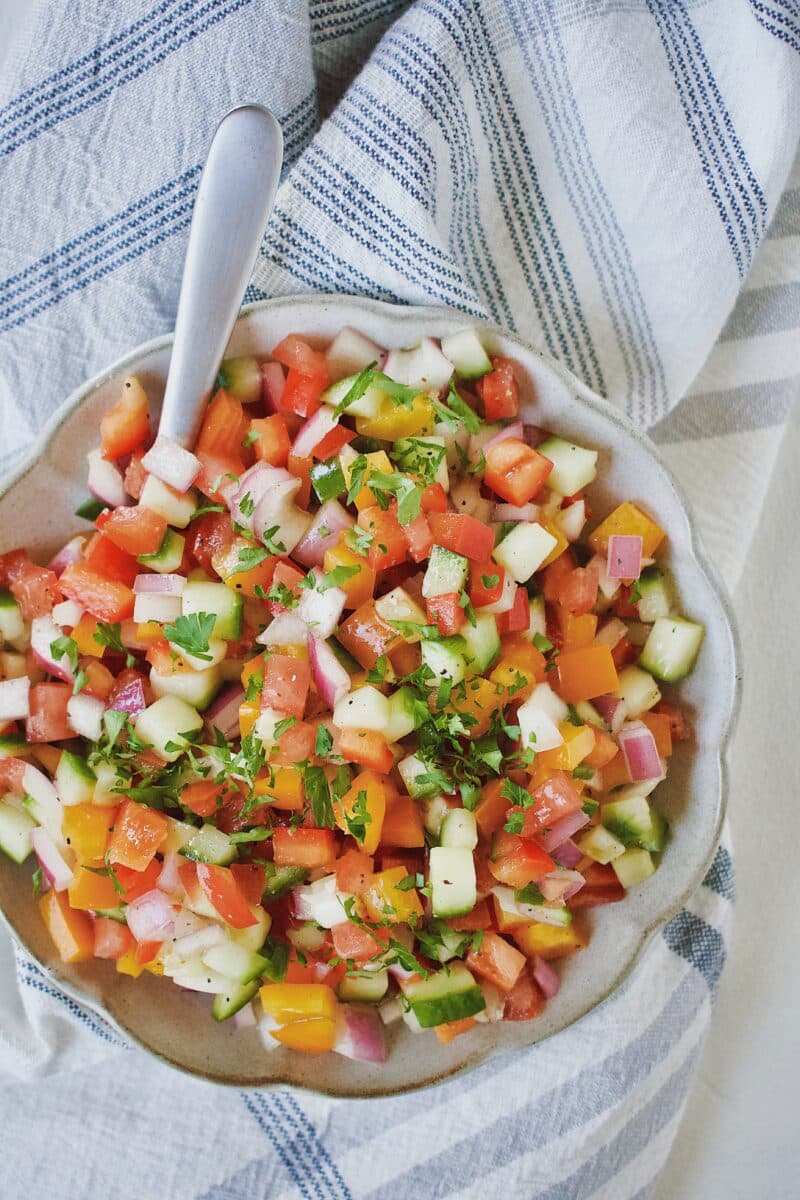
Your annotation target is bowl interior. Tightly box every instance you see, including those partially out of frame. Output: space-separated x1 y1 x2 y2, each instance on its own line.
0 297 737 1096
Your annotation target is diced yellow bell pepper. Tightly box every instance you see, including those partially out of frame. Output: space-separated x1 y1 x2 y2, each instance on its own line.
259 983 338 1023
269 1017 337 1054
241 652 267 689
68 864 120 912
537 722 596 771
512 921 587 960
135 621 163 645
62 803 116 864
335 771 388 855
588 501 665 558
144 958 164 975
363 866 423 924
447 676 503 737
492 894 533 933
71 615 105 658
539 517 570 568
238 699 260 738
559 611 597 650
489 636 546 699
341 450 394 511
323 538 375 609
355 392 435 440
39 889 94 963
212 537 281 599
254 767 304 810
116 949 146 978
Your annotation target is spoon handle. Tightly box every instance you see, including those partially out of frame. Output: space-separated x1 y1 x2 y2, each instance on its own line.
158 104 283 449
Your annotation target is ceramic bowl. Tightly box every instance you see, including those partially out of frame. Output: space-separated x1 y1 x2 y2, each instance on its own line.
0 296 739 1096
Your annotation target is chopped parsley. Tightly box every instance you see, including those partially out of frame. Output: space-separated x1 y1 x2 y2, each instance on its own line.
163 612 216 661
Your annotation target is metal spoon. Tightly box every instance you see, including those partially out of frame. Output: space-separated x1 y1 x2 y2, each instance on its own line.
157 103 283 450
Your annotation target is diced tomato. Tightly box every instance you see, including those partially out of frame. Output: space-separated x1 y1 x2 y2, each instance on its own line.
358 505 408 572
59 563 134 622
194 452 245 503
337 728 395 775
279 368 327 419
402 514 434 563
284 948 322 984
185 512 237 574
0 549 30 585
272 719 317 767
489 832 556 887
181 780 225 818
261 654 311 720
337 600 402 670
503 969 545 1021
380 793 425 848
112 859 163 903
476 356 519 421
250 414 291 467
466 931 526 992
264 561 305 614
484 439 553 506
124 449 148 500
470 562 504 609
495 586 529 635
331 921 389 961
107 799 169 871
557 565 599 616
287 452 312 509
83 533 139 587
420 482 449 513
197 390 249 461
426 592 466 636
611 636 639 669
427 512 494 563
518 771 583 837
335 848 374 895
612 583 640 620
26 683 71 742
447 898 493 932
540 551 575 603
310 423 355 461
9 562 60 619
196 862 258 928
97 506 167 558
654 700 693 742
100 380 150 461
0 757 27 795
94 917 135 960
271 335 329 380
568 862 624 909
273 827 337 869
230 863 267 907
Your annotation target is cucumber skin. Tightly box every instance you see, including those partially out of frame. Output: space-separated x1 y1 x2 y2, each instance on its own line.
407 985 486 1028
212 978 260 1022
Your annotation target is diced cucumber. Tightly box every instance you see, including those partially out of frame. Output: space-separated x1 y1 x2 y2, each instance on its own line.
639 617 704 682
397 752 439 799
460 612 500 675
422 794 450 838
94 906 128 923
135 696 203 762
395 435 449 492
288 922 327 954
338 969 389 1003
182 581 243 641
160 817 197 853
374 587 427 640
440 329 492 379
615 666 661 717
321 374 385 419
635 566 675 623
54 750 96 806
384 687 418 742
524 594 547 642
602 796 666 853
228 905 271 952
422 545 468 599
492 885 573 927
137 528 186 573
420 920 471 964
575 700 604 729
403 963 486 1028
420 637 467 688
429 846 476 917
212 978 261 1021
493 523 557 583
150 665 222 712
0 801 36 863
182 823 236 865
217 355 262 403
139 475 197 529
576 824 627 864
440 808 478 850
0 590 25 649
202 941 268 985
612 847 656 888
537 436 598 496
262 863 308 900
166 638 227 672
332 684 390 731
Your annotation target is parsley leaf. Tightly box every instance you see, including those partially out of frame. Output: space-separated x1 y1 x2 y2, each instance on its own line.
314 725 333 758
163 612 216 661
273 716 297 740
344 788 372 843
304 765 335 829
235 545 272 573
344 524 373 556
433 382 481 435
366 655 388 685
533 632 554 653
503 811 525 834
189 503 226 521
31 866 44 898
515 882 545 906
50 635 79 677
229 827 273 844
566 704 584 727
244 671 263 702
573 764 595 780
319 565 359 592
501 778 532 808
333 362 379 417
93 622 136 667
481 573 499 589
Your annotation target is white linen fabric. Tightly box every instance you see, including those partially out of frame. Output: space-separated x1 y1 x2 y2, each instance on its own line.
0 1 798 1196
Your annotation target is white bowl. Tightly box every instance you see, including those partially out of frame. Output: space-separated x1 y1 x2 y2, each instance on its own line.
0 296 739 1096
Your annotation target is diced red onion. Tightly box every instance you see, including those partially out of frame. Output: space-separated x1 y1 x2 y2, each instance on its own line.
293 500 354 568
229 463 295 531
553 838 583 869
31 827 74 892
520 418 548 446
297 582 346 641
0 676 30 721
593 693 628 734
334 1006 387 1064
607 534 643 581
536 808 590 854
261 361 286 413
256 610 309 647
252 483 307 549
589 552 621 601
205 683 245 739
106 676 147 716
595 618 628 649
66 692 104 740
482 421 524 455
141 435 201 493
232 1002 257 1029
558 499 586 542
87 448 128 508
157 852 183 896
469 420 523 464
291 407 339 460
532 955 561 999
538 869 585 903
30 615 73 683
51 598 85 628
617 722 664 782
133 572 186 595
125 889 175 943
48 536 86 578
308 635 351 707
492 501 539 522
133 592 183 624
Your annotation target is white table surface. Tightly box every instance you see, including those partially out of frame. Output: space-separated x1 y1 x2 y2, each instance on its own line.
0 4 798 1197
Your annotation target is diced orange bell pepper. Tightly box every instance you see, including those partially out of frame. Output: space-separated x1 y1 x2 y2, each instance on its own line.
68 864 121 911
287 452 312 509
558 610 598 650
640 711 673 757
583 728 620 770
249 414 291 467
538 516 570 569
116 949 146 978
435 1016 477 1045
337 600 402 670
323 537 375 609
537 722 596 771
71 615 105 658
448 677 503 738
197 389 249 460
363 866 423 924
466 931 526 992
475 777 510 838
512 921 587 960
588 501 665 558
39 889 94 963
106 799 169 871
556 645 619 703
489 637 546 697
270 1018 337 1054
62 803 118 863
212 538 279 598
380 792 425 848
600 752 632 790
239 699 260 738
260 982 338 1023
335 770 389 854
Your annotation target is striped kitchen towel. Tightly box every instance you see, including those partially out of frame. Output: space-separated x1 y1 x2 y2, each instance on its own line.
0 1 798 1197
